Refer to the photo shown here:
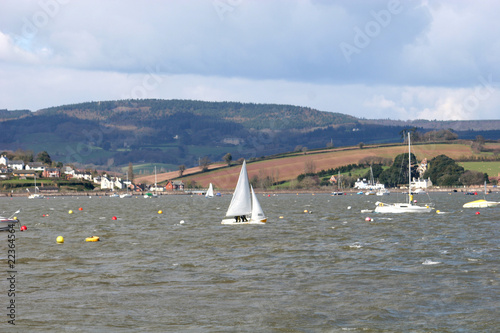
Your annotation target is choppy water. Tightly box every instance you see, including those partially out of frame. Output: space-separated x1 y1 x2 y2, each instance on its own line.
1 192 499 332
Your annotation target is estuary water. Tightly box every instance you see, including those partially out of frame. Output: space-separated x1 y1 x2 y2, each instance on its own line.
1 192 499 332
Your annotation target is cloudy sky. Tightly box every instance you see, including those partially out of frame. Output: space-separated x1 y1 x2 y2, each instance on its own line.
1 0 499 120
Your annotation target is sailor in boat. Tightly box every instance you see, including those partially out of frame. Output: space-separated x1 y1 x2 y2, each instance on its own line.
241 215 248 222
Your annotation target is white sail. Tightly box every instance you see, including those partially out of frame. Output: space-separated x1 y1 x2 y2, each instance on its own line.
206 183 214 198
225 160 252 217
250 186 266 222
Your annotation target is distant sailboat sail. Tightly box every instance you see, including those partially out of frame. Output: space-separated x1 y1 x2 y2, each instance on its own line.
206 183 214 198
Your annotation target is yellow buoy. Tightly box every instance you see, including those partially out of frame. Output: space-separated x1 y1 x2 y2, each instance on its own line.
304 209 308 213
85 236 100 242
279 216 284 219
436 210 440 213
158 210 163 214
68 210 73 214
56 236 64 244
13 216 17 220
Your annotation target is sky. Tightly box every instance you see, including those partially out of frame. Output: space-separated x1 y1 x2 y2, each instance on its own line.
1 0 499 120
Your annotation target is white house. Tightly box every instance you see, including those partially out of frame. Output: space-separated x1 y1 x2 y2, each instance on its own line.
411 177 433 189
100 176 114 190
0 155 8 166
26 162 46 171
100 176 124 190
354 178 385 190
74 170 93 181
8 160 25 170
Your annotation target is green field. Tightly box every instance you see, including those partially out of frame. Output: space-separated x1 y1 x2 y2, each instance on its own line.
459 161 500 175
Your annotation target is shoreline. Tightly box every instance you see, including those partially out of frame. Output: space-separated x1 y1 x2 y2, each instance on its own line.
0 185 497 198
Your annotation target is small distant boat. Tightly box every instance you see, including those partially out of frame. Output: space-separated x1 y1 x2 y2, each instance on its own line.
205 183 214 198
144 166 159 198
332 171 345 195
109 193 119 198
376 188 390 196
463 181 500 208
28 175 45 199
121 172 133 198
221 160 267 225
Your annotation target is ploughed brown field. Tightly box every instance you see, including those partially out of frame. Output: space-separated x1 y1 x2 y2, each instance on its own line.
135 142 495 190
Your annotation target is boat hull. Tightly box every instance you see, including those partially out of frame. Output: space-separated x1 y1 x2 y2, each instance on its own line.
221 218 266 225
463 200 500 208
374 202 432 213
0 219 18 231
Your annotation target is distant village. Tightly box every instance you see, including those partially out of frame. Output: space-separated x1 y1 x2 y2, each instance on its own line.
0 155 184 193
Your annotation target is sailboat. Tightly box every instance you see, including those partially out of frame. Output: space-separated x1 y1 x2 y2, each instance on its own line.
120 173 132 198
374 133 432 213
28 174 45 199
365 166 376 195
144 166 159 198
205 183 214 198
0 210 20 231
221 160 267 224
332 171 344 195
463 181 500 208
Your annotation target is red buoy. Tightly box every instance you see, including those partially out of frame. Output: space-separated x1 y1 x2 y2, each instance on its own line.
475 211 480 215
79 207 83 211
112 216 117 220
20 225 27 231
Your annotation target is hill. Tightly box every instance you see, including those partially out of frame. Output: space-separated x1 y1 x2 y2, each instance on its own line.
0 99 499 170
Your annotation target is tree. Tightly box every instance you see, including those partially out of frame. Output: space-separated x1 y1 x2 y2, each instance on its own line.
178 165 186 177
423 154 464 186
14 149 34 164
304 160 316 174
128 162 134 183
460 170 487 186
223 153 232 166
358 142 364 149
379 153 418 187
36 151 52 165
200 157 211 172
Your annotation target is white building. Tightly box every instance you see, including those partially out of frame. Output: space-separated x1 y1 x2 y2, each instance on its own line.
0 155 8 166
26 162 45 171
100 176 124 190
411 177 433 189
354 178 385 190
8 160 25 170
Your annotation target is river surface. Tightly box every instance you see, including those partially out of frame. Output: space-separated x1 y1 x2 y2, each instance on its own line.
1 191 499 332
